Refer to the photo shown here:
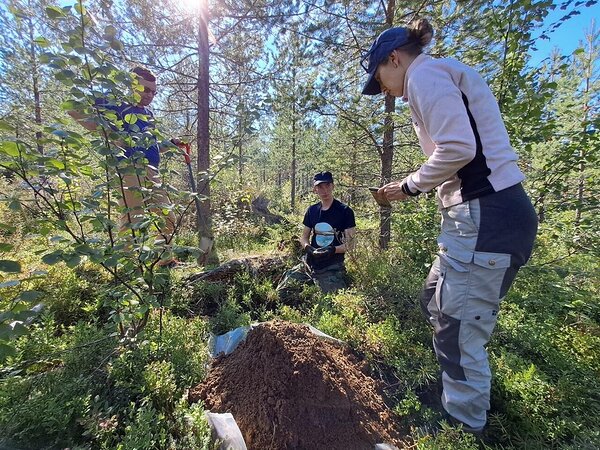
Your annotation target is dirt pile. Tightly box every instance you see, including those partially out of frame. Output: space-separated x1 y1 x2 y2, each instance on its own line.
189 321 406 450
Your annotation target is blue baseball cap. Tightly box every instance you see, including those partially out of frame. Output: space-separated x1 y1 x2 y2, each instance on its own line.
313 171 334 186
361 27 410 95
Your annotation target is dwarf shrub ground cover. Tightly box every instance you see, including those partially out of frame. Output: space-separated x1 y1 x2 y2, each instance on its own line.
1 204 598 448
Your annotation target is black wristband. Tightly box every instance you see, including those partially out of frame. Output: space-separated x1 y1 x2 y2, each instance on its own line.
401 181 420 197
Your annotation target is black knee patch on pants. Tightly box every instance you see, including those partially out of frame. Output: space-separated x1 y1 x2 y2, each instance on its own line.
435 313 466 381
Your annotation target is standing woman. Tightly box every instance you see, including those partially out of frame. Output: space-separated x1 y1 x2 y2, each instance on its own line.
361 19 538 433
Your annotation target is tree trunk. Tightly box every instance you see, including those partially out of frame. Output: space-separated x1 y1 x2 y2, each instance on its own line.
238 100 243 185
196 0 215 264
576 43 593 227
27 17 43 155
379 90 396 249
378 0 396 250
575 152 584 225
291 99 297 211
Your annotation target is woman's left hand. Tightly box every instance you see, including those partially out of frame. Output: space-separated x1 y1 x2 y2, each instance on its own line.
380 181 410 201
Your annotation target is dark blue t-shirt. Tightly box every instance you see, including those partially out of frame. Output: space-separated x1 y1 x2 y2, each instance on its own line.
303 199 356 270
96 99 160 168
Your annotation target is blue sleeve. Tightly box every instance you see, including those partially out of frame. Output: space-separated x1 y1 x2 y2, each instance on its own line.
94 97 121 117
94 97 108 107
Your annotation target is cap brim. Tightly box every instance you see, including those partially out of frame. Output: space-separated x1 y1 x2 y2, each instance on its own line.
314 180 333 186
361 70 382 95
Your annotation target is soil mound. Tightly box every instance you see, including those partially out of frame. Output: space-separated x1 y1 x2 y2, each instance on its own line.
189 321 406 450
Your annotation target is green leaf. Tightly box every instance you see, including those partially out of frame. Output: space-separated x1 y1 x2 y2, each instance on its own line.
42 251 64 265
50 129 68 139
0 280 20 288
9 321 28 338
65 254 81 268
0 260 21 273
0 324 11 340
47 158 66 169
0 224 16 233
59 173 72 185
0 343 16 362
110 40 124 51
123 114 138 125
74 244 95 256
103 255 120 267
104 25 117 39
34 36 51 48
8 5 28 19
80 165 94 177
38 52 53 64
0 141 20 157
74 2 86 15
0 120 14 132
20 290 43 302
46 5 67 19
68 55 83 65
61 100 77 111
147 295 160 308
56 69 76 81
0 243 13 252
8 200 21 212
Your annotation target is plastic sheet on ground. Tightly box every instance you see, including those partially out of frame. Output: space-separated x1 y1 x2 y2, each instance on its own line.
208 322 342 358
208 325 254 357
204 412 247 450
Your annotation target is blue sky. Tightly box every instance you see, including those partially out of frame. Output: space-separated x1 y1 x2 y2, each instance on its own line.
529 1 600 66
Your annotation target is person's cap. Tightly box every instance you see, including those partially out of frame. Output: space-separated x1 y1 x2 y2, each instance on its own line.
361 27 410 95
313 171 334 186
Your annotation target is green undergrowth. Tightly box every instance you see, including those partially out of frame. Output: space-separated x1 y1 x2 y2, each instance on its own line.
0 311 214 449
1 207 598 449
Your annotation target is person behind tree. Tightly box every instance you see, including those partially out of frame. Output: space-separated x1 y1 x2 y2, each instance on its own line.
69 66 178 265
361 19 538 434
278 171 356 294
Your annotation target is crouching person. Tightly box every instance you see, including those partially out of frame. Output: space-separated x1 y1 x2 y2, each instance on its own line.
277 171 356 295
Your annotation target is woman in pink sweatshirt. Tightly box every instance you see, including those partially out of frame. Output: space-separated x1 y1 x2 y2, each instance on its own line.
362 19 538 434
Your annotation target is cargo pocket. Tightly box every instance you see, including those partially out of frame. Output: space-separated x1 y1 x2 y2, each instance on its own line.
470 251 511 305
473 251 511 270
458 251 511 361
438 245 472 273
459 309 498 347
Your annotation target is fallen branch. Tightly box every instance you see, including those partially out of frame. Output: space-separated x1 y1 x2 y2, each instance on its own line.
187 254 288 283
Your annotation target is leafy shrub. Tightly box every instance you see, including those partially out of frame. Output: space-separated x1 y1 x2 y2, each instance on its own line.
143 360 178 412
114 397 214 450
36 262 110 327
170 279 228 317
347 244 426 321
0 323 117 448
209 295 252 335
211 187 274 253
412 423 480 450
1 311 211 449
109 312 209 397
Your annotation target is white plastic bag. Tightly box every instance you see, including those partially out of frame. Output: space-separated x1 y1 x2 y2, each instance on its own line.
205 411 247 450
